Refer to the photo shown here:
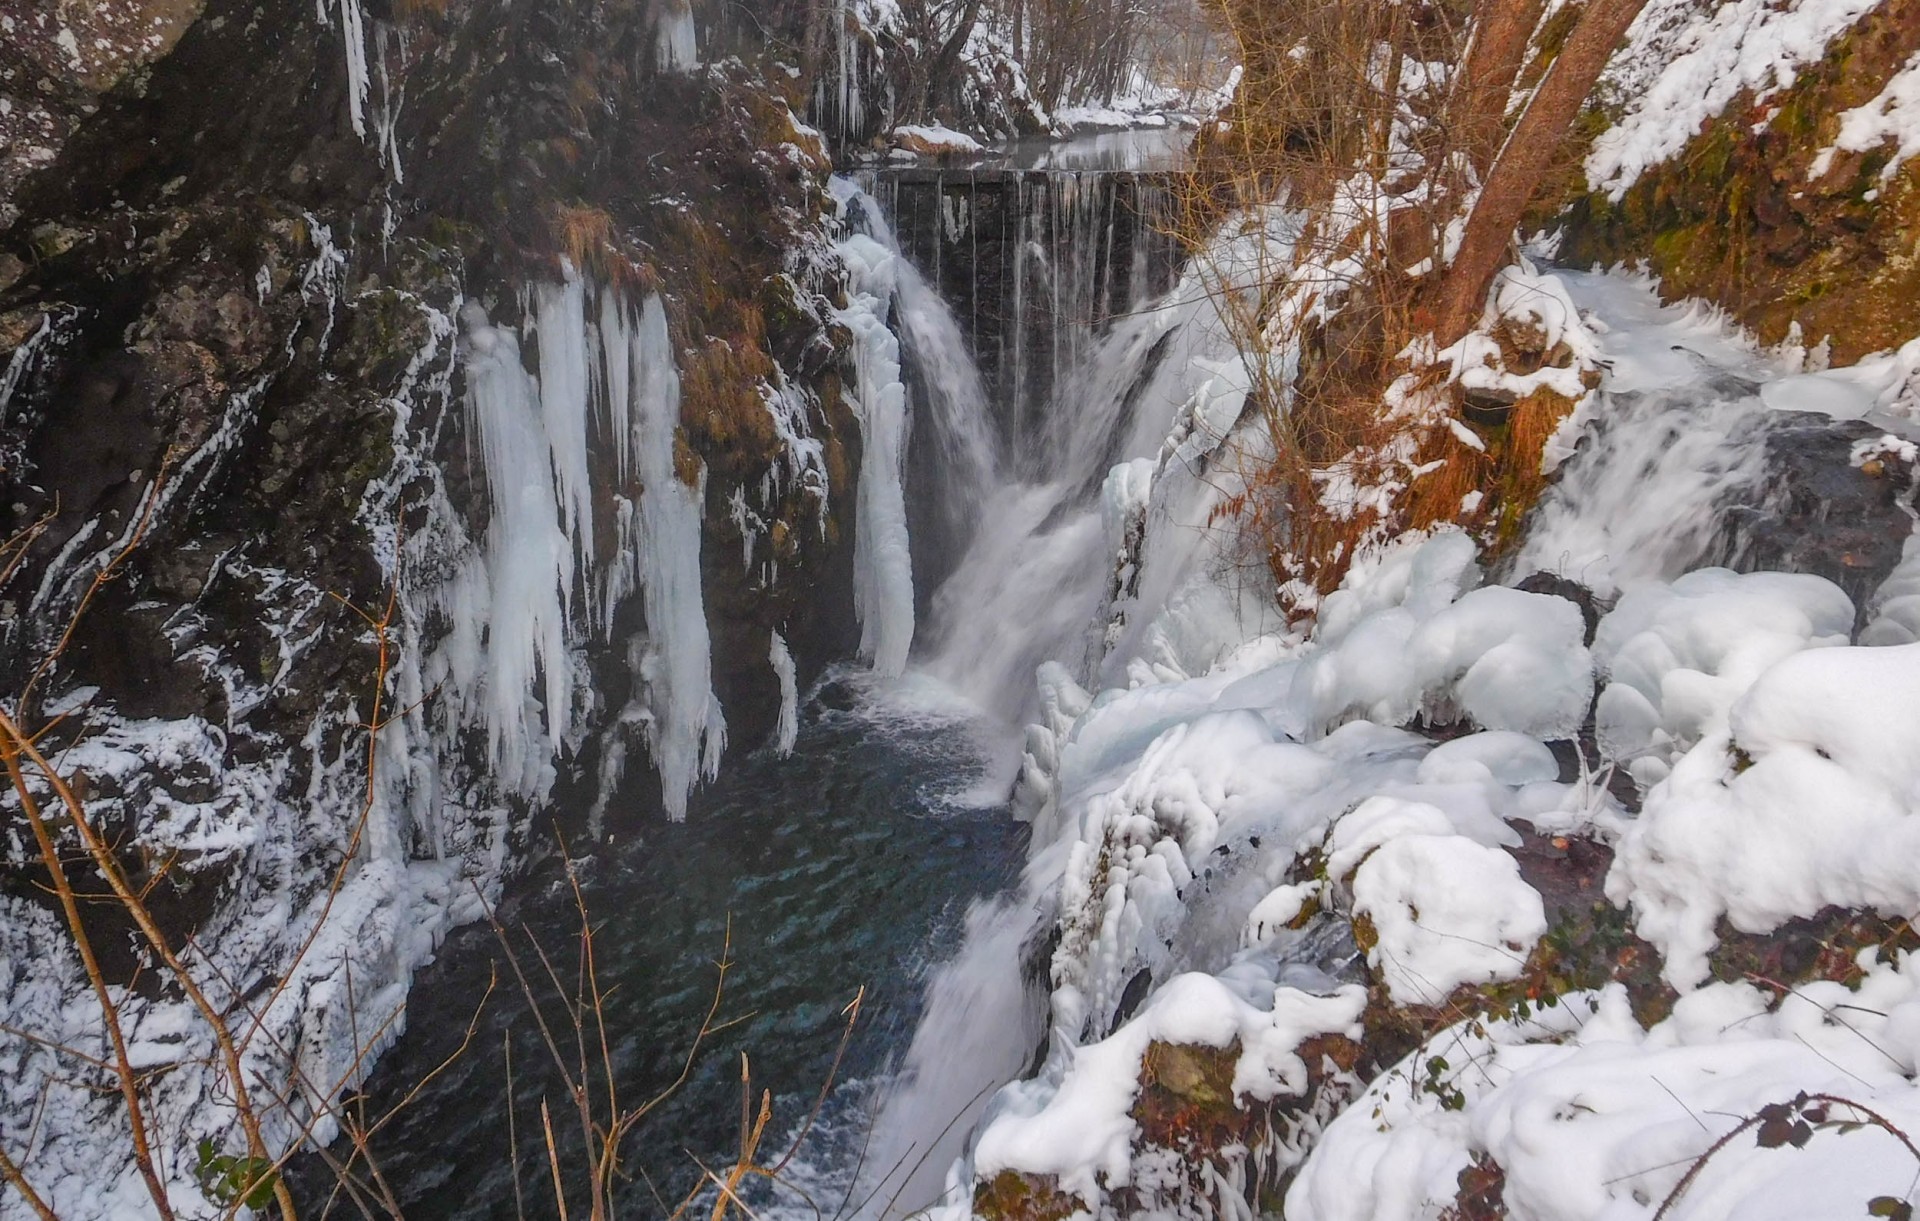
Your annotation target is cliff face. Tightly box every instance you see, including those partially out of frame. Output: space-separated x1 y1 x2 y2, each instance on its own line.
0 0 866 1207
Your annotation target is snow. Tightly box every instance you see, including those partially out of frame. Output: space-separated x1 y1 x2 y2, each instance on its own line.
971 973 1366 1203
1813 49 1920 180
1294 535 1594 739
1291 966 1920 1221
1864 529 1920 645
1591 567 1854 788
1609 643 1920 988
1352 832 1547 1005
889 123 984 155
1589 0 1881 198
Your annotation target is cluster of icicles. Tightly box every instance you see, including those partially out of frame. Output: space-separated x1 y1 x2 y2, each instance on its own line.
449 272 725 820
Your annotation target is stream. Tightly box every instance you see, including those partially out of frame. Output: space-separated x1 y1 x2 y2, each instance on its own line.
292 132 1196 1220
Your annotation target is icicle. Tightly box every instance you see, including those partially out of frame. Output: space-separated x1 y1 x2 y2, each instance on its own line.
532 268 595 586
374 23 405 183
327 0 371 138
656 0 698 72
769 631 799 757
457 301 574 795
597 290 636 484
629 294 725 818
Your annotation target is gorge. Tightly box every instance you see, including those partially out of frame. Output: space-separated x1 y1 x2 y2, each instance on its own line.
9 0 1920 1219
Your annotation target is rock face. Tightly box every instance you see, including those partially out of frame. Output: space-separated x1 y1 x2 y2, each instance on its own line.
0 0 868 1209
1712 414 1920 628
1561 0 1920 365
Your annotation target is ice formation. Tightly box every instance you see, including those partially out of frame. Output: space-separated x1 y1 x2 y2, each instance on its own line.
452 282 724 817
623 293 726 818
655 0 698 72
833 187 918 676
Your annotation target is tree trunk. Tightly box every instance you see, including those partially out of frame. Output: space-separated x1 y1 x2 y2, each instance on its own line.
1432 0 1650 345
1451 0 1549 173
922 0 986 117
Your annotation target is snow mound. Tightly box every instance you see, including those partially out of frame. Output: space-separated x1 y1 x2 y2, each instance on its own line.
1592 567 1854 789
888 123 984 156
1610 642 1920 988
1290 967 1920 1221
1300 535 1594 739
972 973 1366 1204
1353 833 1547 1005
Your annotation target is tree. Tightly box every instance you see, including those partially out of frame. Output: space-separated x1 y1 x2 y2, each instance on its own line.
1433 0 1653 344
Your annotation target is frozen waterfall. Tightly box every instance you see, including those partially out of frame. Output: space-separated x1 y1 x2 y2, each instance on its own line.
449 280 722 819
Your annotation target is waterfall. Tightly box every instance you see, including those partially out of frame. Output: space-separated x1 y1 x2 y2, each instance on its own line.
832 154 1200 721
787 152 1283 1221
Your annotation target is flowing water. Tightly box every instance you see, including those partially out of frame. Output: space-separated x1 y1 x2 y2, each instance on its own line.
298 138 1202 1219
291 674 1026 1217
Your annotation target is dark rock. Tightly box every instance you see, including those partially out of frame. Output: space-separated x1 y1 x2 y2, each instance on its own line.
1709 412 1918 629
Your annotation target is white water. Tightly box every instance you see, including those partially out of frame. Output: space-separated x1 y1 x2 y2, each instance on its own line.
1510 272 1783 597
783 175 1271 1221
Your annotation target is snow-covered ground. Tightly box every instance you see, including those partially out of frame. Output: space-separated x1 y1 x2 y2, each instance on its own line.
895 267 1920 1220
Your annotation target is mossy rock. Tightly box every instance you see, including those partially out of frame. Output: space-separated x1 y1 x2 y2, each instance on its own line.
973 1170 1086 1221
1561 0 1920 363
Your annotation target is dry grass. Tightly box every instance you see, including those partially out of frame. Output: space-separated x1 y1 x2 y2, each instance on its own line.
1172 0 1621 608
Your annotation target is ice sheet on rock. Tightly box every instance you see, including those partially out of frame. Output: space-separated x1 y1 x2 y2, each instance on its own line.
1590 567 1853 788
832 225 917 676
1609 642 1920 988
770 630 799 757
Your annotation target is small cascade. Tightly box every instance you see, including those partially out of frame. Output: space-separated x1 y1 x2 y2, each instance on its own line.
865 156 1182 454
1507 272 1790 597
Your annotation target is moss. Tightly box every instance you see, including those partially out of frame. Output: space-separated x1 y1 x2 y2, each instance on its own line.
972 1171 1084 1221
1561 0 1920 363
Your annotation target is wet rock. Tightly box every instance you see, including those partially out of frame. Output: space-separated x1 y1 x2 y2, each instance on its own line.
1712 413 1918 628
